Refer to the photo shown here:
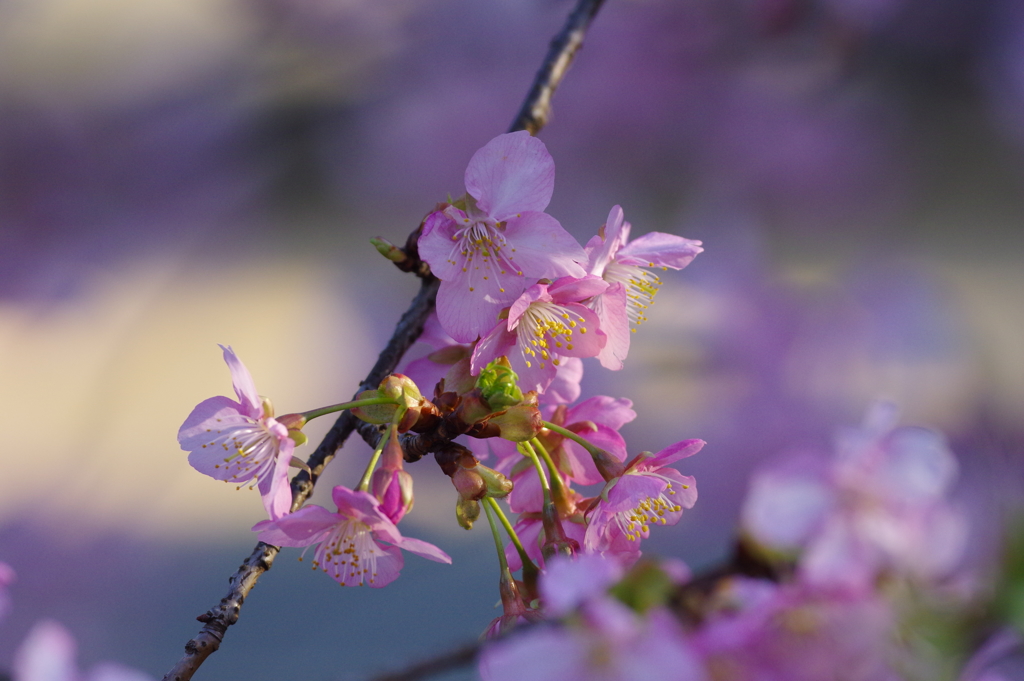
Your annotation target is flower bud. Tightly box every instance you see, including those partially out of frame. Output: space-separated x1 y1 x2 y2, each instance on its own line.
456 497 480 530
370 236 406 262
475 357 524 409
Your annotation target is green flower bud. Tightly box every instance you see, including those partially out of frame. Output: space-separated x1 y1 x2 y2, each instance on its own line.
476 357 524 409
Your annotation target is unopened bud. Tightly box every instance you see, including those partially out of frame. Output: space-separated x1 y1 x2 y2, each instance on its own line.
370 237 407 262
476 357 524 409
476 464 513 499
456 497 480 530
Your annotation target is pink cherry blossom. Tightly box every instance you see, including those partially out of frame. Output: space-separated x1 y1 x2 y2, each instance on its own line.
585 205 704 369
419 131 588 343
584 440 702 557
178 345 295 519
472 276 608 394
742 403 966 591
480 566 705 681
13 620 155 681
253 485 450 587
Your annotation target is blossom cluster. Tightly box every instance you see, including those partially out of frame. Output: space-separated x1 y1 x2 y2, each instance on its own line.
176 131 706 594
478 409 1015 681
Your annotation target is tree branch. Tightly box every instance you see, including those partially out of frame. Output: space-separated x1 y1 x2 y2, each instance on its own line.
163 0 608 677
509 0 607 135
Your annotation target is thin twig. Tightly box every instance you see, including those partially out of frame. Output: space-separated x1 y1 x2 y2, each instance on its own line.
509 0 607 135
163 0 609 676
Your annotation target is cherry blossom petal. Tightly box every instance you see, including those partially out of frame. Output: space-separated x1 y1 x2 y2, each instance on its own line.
177 396 245 452
437 278 515 343
253 505 339 547
591 283 630 370
465 131 555 219
644 439 705 467
219 344 262 418
542 357 584 405
616 232 704 270
471 322 518 375
391 536 453 564
542 553 623 617
566 396 637 432
257 436 294 519
503 213 587 279
586 205 627 277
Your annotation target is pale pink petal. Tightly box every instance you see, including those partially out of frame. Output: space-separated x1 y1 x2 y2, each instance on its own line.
592 284 631 371
437 279 515 344
257 436 294 520
479 626 585 681
177 396 244 451
391 536 452 564
586 205 627 277
541 357 583 405
363 543 405 588
506 344 558 394
508 282 551 328
645 439 705 466
465 131 554 219
219 345 262 418
503 213 587 279
542 553 623 617
547 274 609 303
253 505 339 547
616 232 703 270
13 620 78 681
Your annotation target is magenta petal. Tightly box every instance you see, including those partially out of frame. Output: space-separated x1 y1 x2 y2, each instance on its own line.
562 424 627 485
605 474 666 512
552 304 605 358
331 486 385 523
616 232 704 270
392 536 452 564
566 395 636 431
508 468 546 513
219 345 262 418
465 131 554 218
503 213 587 279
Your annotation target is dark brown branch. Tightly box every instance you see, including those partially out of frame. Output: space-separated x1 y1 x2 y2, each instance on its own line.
164 0 610 676
509 0 607 135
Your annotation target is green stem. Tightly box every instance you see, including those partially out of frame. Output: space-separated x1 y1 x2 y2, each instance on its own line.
530 437 566 497
541 420 601 457
301 396 400 422
519 440 552 504
485 497 538 577
356 424 391 492
482 496 510 573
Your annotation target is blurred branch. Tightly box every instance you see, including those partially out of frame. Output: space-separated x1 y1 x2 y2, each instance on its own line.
368 643 481 681
509 0 607 135
163 1 608 678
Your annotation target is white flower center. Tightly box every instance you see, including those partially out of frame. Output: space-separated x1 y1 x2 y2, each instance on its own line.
313 519 384 586
515 301 588 369
445 208 522 294
602 262 662 328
